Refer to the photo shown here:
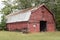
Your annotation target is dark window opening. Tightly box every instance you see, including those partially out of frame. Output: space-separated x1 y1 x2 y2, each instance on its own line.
40 21 47 32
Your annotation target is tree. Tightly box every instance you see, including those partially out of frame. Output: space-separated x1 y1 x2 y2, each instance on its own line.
55 0 60 30
0 15 6 30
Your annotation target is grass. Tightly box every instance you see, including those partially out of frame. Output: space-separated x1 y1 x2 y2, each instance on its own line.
0 31 60 40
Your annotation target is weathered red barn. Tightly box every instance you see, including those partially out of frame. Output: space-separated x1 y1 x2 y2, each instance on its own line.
6 4 55 32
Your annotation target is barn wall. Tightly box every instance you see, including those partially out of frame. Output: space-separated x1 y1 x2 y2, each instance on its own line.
28 22 40 32
7 22 28 31
29 6 55 32
47 24 55 32
42 6 55 32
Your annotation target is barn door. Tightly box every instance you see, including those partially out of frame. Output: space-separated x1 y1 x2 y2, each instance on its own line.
40 21 47 32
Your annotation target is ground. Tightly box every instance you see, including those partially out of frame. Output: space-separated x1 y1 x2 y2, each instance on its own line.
0 31 60 40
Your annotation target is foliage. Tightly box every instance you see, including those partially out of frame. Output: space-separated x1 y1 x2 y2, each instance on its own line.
55 3 60 30
0 15 6 30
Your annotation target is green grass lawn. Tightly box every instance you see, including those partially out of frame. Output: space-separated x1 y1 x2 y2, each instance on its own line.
0 31 60 40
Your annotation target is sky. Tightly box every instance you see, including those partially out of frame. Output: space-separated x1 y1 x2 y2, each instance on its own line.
0 0 5 22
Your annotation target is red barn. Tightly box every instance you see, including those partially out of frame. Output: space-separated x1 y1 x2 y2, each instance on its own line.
6 4 55 32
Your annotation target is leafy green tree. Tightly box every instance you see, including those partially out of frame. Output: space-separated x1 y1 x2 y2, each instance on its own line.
0 15 6 30
55 0 60 30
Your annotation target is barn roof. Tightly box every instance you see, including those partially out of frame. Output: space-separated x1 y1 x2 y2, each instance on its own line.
6 3 55 23
6 11 31 23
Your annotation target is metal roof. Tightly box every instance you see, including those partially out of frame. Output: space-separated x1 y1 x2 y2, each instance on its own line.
6 11 31 23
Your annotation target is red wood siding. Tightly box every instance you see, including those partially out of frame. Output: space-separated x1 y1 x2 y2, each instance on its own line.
7 22 28 31
28 22 40 32
29 6 55 32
